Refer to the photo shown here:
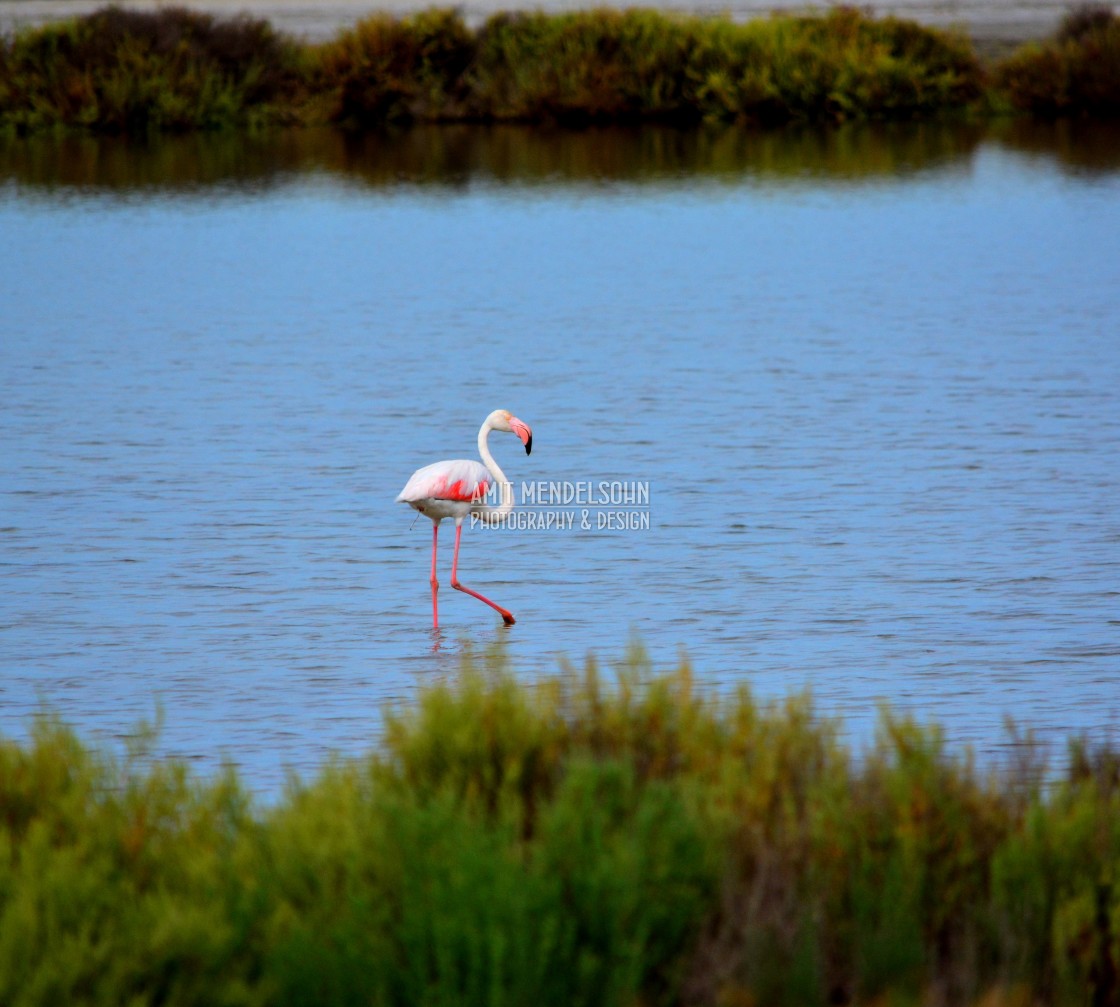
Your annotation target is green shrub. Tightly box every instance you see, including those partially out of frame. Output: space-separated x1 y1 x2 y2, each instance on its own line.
0 718 258 1006
2 654 1119 1005
1 5 991 130
6 4 1120 131
0 5 304 131
257 754 712 1006
463 7 982 124
314 8 475 125
994 5 1120 116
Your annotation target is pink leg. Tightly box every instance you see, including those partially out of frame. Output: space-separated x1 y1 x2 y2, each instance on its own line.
430 522 440 629
450 523 515 625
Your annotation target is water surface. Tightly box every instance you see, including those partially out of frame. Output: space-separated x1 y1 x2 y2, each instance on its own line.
2 123 1119 794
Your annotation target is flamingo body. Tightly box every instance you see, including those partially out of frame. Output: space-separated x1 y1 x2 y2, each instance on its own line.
395 459 492 521
397 409 532 629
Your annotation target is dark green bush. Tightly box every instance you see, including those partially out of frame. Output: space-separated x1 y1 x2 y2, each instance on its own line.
456 7 982 124
0 5 304 131
994 5 1120 116
314 8 475 125
5 4 1120 130
1 5 991 130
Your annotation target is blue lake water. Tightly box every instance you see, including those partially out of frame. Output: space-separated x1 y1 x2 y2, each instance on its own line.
2 123 1119 795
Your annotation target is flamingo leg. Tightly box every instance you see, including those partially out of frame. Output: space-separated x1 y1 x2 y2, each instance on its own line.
450 523 515 625
430 521 440 629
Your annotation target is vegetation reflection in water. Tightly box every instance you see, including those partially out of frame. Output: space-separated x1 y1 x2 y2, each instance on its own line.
3 119 1120 195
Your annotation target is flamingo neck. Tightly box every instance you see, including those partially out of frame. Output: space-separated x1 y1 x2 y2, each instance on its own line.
475 420 514 523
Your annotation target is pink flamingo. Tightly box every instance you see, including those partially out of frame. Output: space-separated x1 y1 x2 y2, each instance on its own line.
396 409 533 629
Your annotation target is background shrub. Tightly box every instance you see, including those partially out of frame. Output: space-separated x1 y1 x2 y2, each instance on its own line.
994 5 1120 116
0 5 304 131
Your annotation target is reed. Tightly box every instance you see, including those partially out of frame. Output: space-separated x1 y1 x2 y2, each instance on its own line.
2 649 1119 1006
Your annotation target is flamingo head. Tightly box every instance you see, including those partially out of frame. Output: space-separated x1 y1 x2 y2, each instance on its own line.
487 409 533 455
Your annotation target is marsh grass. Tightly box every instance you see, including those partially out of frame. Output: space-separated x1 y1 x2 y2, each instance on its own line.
311 8 476 125
317 7 984 126
0 4 1012 132
993 5 1120 116
0 5 305 131
3 649 1120 1006
3 4 1118 131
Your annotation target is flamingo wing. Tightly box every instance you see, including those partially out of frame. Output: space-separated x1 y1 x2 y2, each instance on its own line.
396 459 492 504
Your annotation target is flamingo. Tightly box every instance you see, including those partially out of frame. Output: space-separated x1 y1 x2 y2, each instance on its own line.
396 409 533 629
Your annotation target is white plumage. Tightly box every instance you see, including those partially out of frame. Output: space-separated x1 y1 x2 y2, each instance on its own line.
396 409 533 628
396 459 492 512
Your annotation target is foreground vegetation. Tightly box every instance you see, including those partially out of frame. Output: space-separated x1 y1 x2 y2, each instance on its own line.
0 5 1118 132
2 649 1118 1006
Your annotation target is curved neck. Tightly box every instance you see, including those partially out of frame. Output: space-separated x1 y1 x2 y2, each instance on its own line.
475 420 514 522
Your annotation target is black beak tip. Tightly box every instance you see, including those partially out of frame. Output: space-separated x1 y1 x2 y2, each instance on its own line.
525 435 533 456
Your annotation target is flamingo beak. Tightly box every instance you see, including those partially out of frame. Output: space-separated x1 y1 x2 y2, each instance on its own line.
511 417 533 456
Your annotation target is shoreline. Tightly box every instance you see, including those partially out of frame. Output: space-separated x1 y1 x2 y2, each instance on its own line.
1 0 1107 52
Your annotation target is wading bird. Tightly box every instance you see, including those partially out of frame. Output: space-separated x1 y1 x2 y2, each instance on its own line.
396 409 533 629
